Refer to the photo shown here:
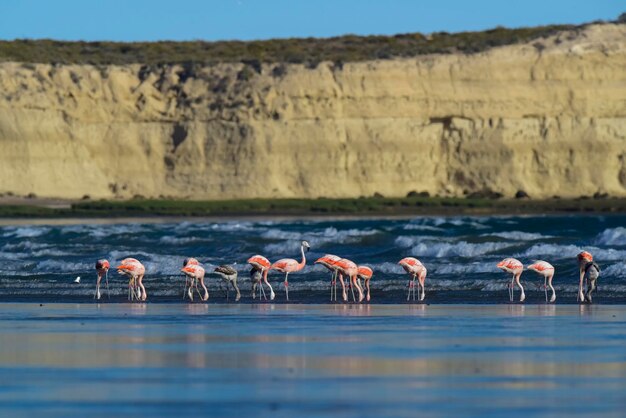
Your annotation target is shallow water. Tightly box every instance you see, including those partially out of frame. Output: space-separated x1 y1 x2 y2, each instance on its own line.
1 303 626 417
0 214 625 303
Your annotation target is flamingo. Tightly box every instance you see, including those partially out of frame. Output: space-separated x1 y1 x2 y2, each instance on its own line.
270 241 310 301
399 257 427 301
527 260 556 303
94 259 110 300
357 265 373 302
332 258 364 302
116 258 147 301
497 258 525 302
214 265 241 301
182 257 200 297
247 255 275 300
577 251 593 302
314 254 343 302
181 262 209 301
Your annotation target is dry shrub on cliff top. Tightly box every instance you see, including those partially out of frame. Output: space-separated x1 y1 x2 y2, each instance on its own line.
0 22 604 66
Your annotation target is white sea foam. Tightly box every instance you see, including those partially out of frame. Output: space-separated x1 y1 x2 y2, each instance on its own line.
1 226 50 238
595 227 626 246
409 241 513 258
481 231 549 241
394 235 450 248
602 262 626 278
432 262 496 275
159 236 202 245
519 244 626 261
262 227 379 255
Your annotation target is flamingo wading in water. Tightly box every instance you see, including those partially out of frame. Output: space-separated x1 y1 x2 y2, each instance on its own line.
181 261 209 301
399 257 427 301
527 260 556 303
333 258 364 302
315 254 342 302
270 241 310 301
182 258 200 298
357 265 373 302
577 251 593 302
247 255 275 300
116 258 147 301
214 265 241 302
95 259 110 300
497 258 525 302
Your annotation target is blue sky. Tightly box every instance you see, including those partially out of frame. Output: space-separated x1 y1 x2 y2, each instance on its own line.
1 0 623 41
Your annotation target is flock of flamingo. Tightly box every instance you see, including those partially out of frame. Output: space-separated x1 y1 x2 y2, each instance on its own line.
92 242 601 304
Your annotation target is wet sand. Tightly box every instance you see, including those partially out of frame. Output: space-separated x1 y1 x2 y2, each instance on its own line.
0 303 625 417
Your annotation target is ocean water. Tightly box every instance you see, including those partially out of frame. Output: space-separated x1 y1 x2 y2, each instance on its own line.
1 215 626 417
1 303 626 417
0 214 625 303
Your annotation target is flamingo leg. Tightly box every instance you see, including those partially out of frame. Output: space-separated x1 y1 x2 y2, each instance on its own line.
407 276 412 302
353 276 364 302
105 270 110 299
365 278 371 302
413 276 416 301
232 278 241 302
544 276 548 303
350 276 356 302
549 274 556 303
330 271 335 302
418 274 425 301
200 278 209 301
578 271 585 303
95 275 101 300
260 280 266 300
334 271 338 302
509 274 514 302
263 271 275 301
515 273 525 302
338 273 347 302
284 272 289 301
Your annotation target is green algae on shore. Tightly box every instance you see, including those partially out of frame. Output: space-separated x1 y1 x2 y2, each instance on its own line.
1 196 626 218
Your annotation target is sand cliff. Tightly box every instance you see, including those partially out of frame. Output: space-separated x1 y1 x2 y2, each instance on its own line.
0 24 625 200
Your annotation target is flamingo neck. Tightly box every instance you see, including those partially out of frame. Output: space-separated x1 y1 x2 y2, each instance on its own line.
298 245 306 269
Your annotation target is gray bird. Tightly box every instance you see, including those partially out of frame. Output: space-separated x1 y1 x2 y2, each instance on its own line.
214 265 241 302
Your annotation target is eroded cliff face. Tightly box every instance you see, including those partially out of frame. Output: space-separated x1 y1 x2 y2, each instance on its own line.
0 24 625 199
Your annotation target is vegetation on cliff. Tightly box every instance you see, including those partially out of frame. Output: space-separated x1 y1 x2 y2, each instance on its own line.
0 22 601 66
1 197 626 218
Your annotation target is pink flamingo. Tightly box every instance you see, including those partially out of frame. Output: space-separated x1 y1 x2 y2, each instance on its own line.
314 254 343 301
182 257 200 297
497 258 525 302
357 265 373 302
399 257 427 301
181 262 209 301
270 241 310 301
332 258 364 302
527 260 556 303
577 251 593 302
95 259 110 300
247 255 275 300
116 258 147 301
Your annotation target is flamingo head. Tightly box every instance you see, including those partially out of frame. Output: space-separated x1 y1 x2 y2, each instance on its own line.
95 259 110 274
250 268 262 281
577 251 593 267
302 240 311 251
183 257 199 267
